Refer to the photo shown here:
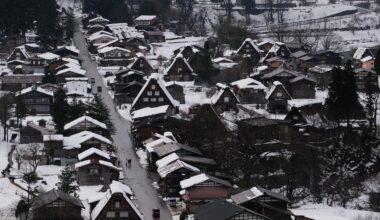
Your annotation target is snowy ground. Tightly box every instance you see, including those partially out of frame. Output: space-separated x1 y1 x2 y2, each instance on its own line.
292 204 380 220
334 29 380 51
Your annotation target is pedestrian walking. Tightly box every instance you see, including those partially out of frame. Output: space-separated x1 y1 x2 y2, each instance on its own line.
128 159 132 167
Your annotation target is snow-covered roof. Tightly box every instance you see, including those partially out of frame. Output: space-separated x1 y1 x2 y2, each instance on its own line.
98 46 131 54
155 152 180 168
145 136 176 151
132 105 169 120
89 16 110 23
96 39 119 49
289 75 316 84
65 77 89 96
213 57 234 63
64 116 107 130
231 186 290 204
309 65 333 73
237 38 262 54
132 73 180 108
127 56 153 72
155 152 216 169
74 159 118 170
17 86 54 97
109 180 132 196
262 66 299 79
56 66 86 76
63 131 112 149
88 32 117 42
210 86 239 105
91 181 143 220
134 15 157 21
360 56 374 63
353 47 370 60
43 134 64 141
57 46 79 54
180 173 232 189
77 147 110 161
163 53 194 76
74 159 91 169
157 160 200 178
230 78 267 90
98 160 119 170
62 57 80 65
105 23 144 40
37 52 60 60
265 81 291 100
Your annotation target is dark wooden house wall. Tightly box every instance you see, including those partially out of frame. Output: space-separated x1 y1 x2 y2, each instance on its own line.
237 42 261 63
20 127 43 144
214 89 239 112
129 57 153 74
94 193 142 220
289 80 315 99
132 80 175 111
32 200 82 220
77 163 118 186
20 91 52 114
164 58 194 82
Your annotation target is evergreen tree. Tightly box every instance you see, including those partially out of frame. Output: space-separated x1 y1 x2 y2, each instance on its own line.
42 72 57 84
57 165 79 196
87 95 115 136
326 60 359 126
51 88 69 133
66 99 87 122
65 11 75 40
15 95 27 127
375 48 380 75
35 0 62 49
83 0 130 23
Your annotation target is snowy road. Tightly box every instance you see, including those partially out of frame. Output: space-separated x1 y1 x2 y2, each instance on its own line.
73 18 172 220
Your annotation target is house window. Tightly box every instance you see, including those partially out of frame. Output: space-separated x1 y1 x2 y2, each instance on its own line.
147 91 153 96
158 97 164 102
140 63 144 68
155 91 160 96
120 211 129 217
106 211 116 218
143 97 149 102
115 201 120 208
89 168 100 174
178 67 182 73
151 97 157 102
276 92 282 97
224 96 229 103
118 52 121 57
293 115 298 120
151 85 156 90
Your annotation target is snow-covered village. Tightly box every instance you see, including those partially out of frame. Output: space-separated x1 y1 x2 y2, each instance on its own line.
0 0 380 219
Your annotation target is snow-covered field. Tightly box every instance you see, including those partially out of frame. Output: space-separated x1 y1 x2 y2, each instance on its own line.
335 29 380 51
292 204 380 220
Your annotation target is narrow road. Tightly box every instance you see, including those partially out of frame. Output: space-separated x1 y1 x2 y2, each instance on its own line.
73 18 172 220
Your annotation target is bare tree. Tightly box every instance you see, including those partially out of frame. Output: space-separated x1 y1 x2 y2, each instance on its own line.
320 32 341 51
14 145 24 171
276 0 289 23
22 144 42 173
263 0 274 24
178 0 194 31
222 0 233 23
